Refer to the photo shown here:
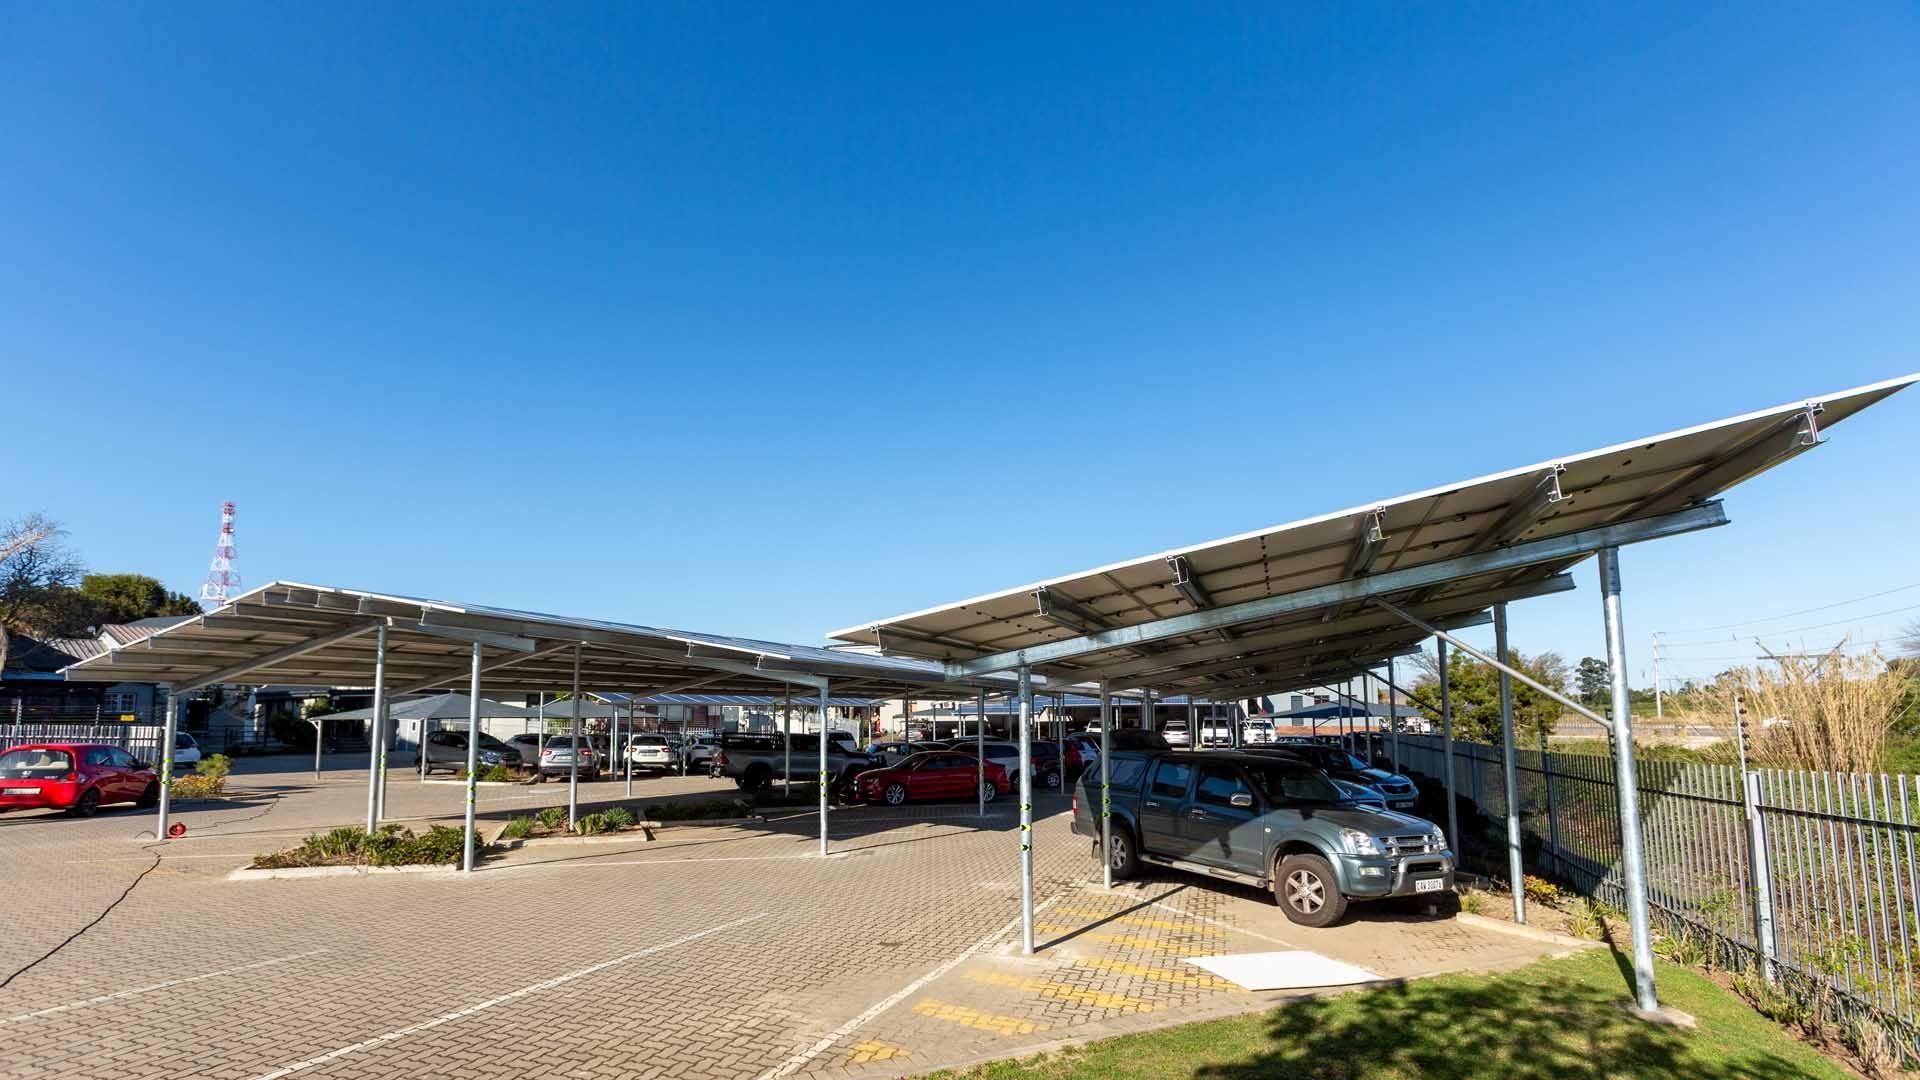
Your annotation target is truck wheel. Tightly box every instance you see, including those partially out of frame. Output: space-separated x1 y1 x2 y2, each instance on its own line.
883 782 909 806
745 765 772 792
1275 853 1347 927
1103 824 1139 880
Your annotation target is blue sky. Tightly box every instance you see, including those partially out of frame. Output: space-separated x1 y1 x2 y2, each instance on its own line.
3 4 1916 689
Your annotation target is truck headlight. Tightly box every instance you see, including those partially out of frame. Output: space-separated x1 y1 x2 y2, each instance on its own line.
1339 828 1381 855
1429 826 1447 849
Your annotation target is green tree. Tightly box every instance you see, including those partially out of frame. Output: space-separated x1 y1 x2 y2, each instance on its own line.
1410 647 1571 744
1574 656 1610 705
78 573 200 623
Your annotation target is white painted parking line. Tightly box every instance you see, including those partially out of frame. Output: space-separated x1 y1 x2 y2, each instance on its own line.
245 913 769 1080
754 894 1063 1080
3 950 330 1026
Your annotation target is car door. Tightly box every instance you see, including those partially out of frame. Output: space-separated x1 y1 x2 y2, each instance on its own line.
108 748 144 797
1140 759 1194 854
80 747 119 798
929 753 973 797
1185 764 1263 871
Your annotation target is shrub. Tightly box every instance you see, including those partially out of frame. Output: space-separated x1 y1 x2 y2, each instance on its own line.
250 824 473 868
171 774 226 799
500 817 535 841
537 806 567 829
1522 875 1563 907
1565 899 1601 940
601 806 635 831
457 764 518 783
195 753 233 780
1457 888 1489 915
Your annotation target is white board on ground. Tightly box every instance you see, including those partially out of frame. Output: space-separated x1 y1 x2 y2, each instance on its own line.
1184 951 1381 991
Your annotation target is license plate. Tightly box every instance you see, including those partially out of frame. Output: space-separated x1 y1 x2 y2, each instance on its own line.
4 787 38 795
1391 799 1416 808
1415 878 1445 893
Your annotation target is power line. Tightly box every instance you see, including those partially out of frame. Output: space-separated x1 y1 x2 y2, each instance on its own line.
1659 601 1920 647
1658 581 1920 637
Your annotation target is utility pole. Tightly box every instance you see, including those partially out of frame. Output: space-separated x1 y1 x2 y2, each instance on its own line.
1650 632 1663 723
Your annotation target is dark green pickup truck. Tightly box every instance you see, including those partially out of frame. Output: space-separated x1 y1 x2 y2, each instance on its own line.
1073 749 1454 927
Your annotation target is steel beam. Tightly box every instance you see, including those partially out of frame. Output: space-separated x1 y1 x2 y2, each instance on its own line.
394 641 577 697
173 621 381 692
1372 598 1613 731
1342 509 1388 578
1167 556 1213 609
945 503 1727 677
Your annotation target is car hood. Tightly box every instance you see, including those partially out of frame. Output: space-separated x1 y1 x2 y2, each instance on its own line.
1332 767 1410 787
1304 805 1435 833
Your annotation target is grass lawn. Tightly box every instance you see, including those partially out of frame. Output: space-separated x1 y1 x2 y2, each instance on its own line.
917 947 1850 1080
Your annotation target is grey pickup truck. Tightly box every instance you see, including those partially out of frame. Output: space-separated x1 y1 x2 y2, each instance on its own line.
1073 749 1454 927
709 731 876 795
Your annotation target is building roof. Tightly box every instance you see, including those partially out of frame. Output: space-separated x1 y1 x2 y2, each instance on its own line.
828 375 1917 700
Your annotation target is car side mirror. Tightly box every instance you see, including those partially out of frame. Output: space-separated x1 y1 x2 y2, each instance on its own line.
1230 792 1254 809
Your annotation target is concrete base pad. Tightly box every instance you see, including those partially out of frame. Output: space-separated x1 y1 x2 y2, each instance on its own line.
1617 1001 1698 1028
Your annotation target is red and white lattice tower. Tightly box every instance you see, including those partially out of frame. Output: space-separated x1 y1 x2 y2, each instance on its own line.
199 502 241 608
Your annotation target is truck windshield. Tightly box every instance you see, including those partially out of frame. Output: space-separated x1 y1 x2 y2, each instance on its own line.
1246 764 1343 805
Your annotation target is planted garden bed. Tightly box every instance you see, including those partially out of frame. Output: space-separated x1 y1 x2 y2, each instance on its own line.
250 824 477 868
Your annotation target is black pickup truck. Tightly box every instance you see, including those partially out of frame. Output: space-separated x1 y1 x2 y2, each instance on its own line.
1073 749 1454 927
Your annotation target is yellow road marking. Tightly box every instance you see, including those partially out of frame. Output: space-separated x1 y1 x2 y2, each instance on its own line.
1075 957 1236 988
1035 924 1192 952
1050 906 1226 933
847 1039 907 1063
963 971 1154 1010
911 1000 1047 1036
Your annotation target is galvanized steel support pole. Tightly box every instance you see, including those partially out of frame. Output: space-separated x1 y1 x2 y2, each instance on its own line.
313 715 323 780
461 642 481 872
625 699 634 797
1018 665 1035 954
1600 547 1660 1013
1099 682 1112 890
154 693 181 839
1495 603 1525 923
1439 639 1458 861
366 624 388 833
976 688 987 817
783 686 792 799
568 644 582 830
1388 656 1400 773
818 679 830 857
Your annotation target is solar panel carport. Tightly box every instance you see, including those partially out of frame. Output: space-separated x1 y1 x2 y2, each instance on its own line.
59 583 1027 865
830 374 1918 1017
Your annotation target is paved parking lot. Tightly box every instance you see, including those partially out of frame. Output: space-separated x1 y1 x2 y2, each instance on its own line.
0 757 1562 1080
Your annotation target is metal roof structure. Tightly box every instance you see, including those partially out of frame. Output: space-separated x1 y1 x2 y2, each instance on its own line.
830 374 1918 699
593 691 881 707
59 582 1023 700
321 692 537 723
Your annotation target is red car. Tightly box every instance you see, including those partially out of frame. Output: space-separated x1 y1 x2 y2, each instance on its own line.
0 743 159 816
856 751 1009 806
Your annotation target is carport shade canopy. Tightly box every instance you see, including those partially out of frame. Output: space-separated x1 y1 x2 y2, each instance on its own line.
59 585 1023 701
828 374 1918 700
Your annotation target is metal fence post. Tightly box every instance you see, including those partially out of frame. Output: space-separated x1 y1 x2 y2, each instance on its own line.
1540 727 1560 878
1744 769 1780 983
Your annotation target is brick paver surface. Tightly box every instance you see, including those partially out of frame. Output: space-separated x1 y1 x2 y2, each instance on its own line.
0 758 1561 1079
